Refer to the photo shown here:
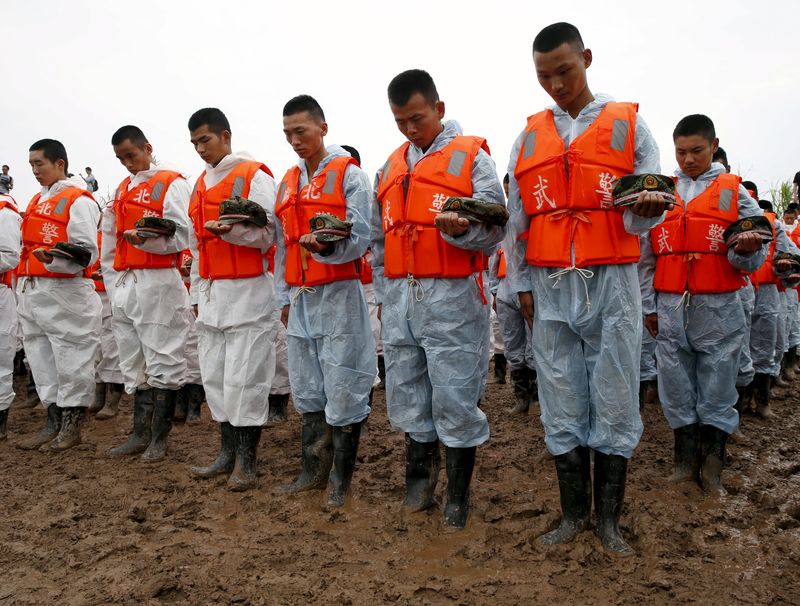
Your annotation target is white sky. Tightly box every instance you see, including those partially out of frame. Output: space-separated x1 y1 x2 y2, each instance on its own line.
2 0 797 209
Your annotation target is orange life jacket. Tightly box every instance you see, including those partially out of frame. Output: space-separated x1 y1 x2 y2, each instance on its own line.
113 170 183 271
189 160 273 280
18 187 95 278
266 245 276 274
275 156 361 287
652 173 746 294
514 102 639 268
359 252 373 284
90 232 105 292
748 212 779 287
376 136 489 279
497 248 507 279
0 196 19 287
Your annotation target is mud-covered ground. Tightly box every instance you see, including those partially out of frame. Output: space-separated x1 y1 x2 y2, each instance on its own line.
2 368 800 605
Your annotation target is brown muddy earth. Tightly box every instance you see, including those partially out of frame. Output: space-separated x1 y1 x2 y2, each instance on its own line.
2 368 800 605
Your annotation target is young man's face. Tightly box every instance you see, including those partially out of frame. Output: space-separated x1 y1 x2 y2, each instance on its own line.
190 125 230 166
1 166 8 175
784 211 797 225
533 42 592 113
674 134 719 179
114 139 153 176
390 92 445 151
282 111 327 160
29 150 65 188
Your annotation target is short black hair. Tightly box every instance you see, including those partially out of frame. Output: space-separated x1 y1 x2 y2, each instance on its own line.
758 200 773 212
673 114 716 142
742 181 758 197
188 108 231 135
712 147 728 164
1 165 8 170
786 203 800 213
85 167 92 172
283 95 325 122
341 145 361 166
29 139 68 173
533 22 585 54
111 125 149 147
387 69 439 107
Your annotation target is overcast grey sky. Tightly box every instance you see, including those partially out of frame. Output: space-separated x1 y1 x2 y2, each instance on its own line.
1 0 797 208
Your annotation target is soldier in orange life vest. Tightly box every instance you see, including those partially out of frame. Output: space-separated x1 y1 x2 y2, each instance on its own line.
371 70 505 529
187 108 279 492
102 125 193 462
640 115 777 497
782 203 800 376
87 231 124 420
274 95 376 508
0 192 22 440
506 24 670 554
16 139 102 452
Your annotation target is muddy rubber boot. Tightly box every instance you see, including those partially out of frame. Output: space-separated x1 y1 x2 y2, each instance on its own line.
47 407 86 452
753 372 775 419
540 446 591 545
185 384 205 425
228 426 262 492
508 368 530 415
782 350 796 381
402 434 440 511
17 404 61 450
21 374 39 408
191 422 236 478
493 353 507 384
109 389 154 456
698 424 728 496
275 411 333 494
267 393 289 424
668 423 700 483
377 355 386 390
527 367 539 405
95 383 124 420
174 385 189 423
594 451 634 556
89 383 106 414
141 388 176 462
13 350 26 377
0 408 8 440
327 422 363 507
443 446 476 529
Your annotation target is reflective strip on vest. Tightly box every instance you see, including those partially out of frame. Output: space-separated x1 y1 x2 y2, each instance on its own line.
150 181 166 203
232 176 245 198
610 120 629 152
719 188 733 212
322 171 337 195
53 197 69 216
522 130 536 159
447 150 467 177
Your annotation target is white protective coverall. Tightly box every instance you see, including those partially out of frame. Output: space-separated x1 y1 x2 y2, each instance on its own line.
371 121 505 448
274 145 375 427
0 195 22 411
506 94 662 459
189 153 279 427
17 177 101 409
101 164 192 394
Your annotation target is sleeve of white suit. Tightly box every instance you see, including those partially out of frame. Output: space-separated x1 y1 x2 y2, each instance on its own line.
369 171 386 306
728 186 768 272
0 207 22 273
99 202 120 297
638 233 657 316
134 177 193 255
623 113 665 235
187 219 201 305
45 196 100 275
273 208 290 307
312 163 371 264
440 148 505 253
220 169 276 252
505 129 534 295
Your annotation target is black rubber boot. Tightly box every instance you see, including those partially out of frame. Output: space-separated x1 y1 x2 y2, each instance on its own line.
22 374 39 408
47 407 86 452
327 422 363 507
13 350 26 377
191 422 236 478
509 368 530 415
594 451 633 556
527 367 539 404
785 346 798 380
402 434 440 511
699 424 729 496
109 389 154 456
443 446 476 529
141 389 177 462
89 382 106 413
0 408 8 440
18 404 61 450
493 353 507 384
539 446 591 545
276 411 333 494
377 355 386 390
668 423 699 483
268 393 289 423
174 385 189 422
753 372 774 419
185 384 205 425
228 426 262 492
96 383 124 420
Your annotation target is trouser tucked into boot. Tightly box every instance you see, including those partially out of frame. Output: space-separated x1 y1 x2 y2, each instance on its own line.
141 388 177 462
669 423 699 483
698 424 728 496
48 407 86 452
